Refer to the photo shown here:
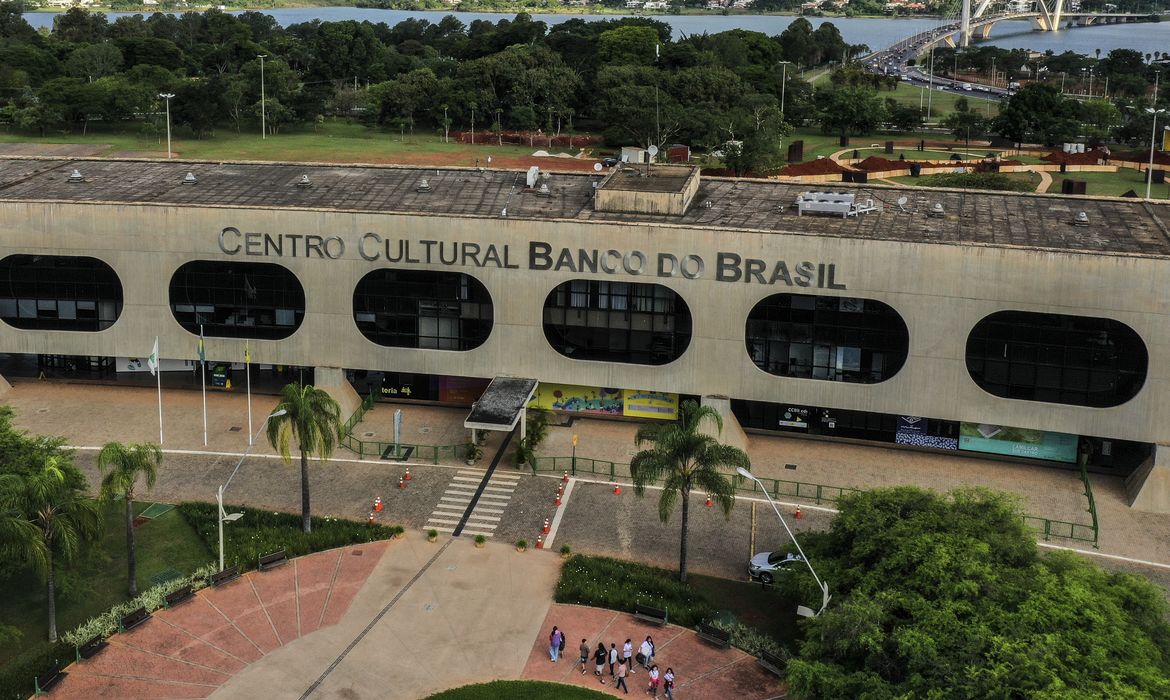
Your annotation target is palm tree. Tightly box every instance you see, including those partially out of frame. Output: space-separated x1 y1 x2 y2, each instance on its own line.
267 383 342 534
2 460 102 641
629 400 749 583
97 442 161 597
0 476 45 573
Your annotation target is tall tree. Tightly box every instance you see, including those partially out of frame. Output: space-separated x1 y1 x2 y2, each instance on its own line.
267 383 342 534
97 441 161 597
1 459 102 641
629 400 748 583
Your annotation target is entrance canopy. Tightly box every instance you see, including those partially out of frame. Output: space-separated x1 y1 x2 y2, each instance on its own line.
464 377 539 433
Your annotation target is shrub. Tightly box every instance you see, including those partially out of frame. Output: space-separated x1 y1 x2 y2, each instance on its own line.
560 544 571 556
915 171 1034 192
427 529 439 539
176 503 402 573
704 617 786 658
516 539 528 549
0 640 72 700
555 555 714 627
474 534 487 545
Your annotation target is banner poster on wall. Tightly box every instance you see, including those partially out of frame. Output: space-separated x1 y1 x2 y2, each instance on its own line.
438 376 490 405
895 416 958 450
958 423 1078 463
528 383 679 420
778 406 811 429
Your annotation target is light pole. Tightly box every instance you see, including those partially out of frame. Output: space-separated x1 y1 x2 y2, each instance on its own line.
991 57 996 87
778 60 792 118
737 467 830 616
159 92 174 159
217 408 286 571
1146 107 1166 200
927 47 936 120
258 54 268 140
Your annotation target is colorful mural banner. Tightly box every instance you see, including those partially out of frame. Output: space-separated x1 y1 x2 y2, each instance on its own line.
958 423 1078 463
528 383 678 420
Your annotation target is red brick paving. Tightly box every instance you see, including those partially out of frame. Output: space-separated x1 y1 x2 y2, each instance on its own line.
522 604 787 699
45 543 390 699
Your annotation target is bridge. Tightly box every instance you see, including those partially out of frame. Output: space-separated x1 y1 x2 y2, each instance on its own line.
959 0 1155 45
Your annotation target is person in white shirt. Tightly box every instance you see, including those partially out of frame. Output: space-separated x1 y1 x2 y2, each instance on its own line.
639 636 655 669
608 642 619 677
663 667 676 700
622 638 635 675
648 665 661 698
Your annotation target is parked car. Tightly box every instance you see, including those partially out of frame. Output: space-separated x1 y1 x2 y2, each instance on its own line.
748 551 805 584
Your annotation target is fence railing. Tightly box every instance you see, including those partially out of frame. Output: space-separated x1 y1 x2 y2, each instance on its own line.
339 391 469 464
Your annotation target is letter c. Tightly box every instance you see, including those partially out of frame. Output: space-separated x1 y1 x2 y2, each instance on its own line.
358 232 382 261
219 227 241 255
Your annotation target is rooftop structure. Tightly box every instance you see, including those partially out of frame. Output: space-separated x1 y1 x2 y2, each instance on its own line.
1 158 1167 257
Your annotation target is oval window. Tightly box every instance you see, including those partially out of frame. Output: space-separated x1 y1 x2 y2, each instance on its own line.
745 293 909 383
169 261 305 340
0 254 123 332
966 310 1147 407
353 269 492 351
543 280 692 366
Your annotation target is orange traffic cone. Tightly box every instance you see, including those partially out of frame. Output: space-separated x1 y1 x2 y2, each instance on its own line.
555 490 562 506
367 511 375 525
562 471 569 482
794 506 803 519
536 535 544 549
542 518 550 534
613 484 622 495
374 496 384 513
398 477 406 489
705 494 713 508
404 468 412 481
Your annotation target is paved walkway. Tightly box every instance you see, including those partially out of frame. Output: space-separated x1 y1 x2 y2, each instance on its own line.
523 604 784 698
1034 168 1053 193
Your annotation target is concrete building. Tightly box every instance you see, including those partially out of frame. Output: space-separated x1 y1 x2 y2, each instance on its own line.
1 158 1169 510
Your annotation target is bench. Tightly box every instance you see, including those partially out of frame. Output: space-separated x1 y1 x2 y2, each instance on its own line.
633 604 668 626
164 584 194 608
258 550 288 571
211 566 240 587
34 667 66 695
77 635 108 660
119 607 150 632
758 650 787 677
696 623 731 649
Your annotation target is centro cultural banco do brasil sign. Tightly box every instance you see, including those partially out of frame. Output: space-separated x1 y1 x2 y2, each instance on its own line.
217 228 848 290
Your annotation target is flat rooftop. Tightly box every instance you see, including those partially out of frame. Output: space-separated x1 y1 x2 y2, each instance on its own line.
1 158 1168 257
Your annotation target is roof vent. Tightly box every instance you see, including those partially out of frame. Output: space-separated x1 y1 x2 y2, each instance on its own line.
1073 211 1090 227
67 169 83 183
416 178 431 193
296 174 312 188
183 172 197 185
536 183 551 198
927 202 945 218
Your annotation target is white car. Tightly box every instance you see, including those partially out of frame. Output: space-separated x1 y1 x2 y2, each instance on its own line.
748 551 805 584
961 83 973 91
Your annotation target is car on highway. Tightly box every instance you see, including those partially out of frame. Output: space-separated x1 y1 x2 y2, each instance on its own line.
748 551 805 584
961 83 973 91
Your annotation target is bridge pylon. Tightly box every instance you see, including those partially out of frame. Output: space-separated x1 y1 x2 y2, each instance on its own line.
961 0 972 47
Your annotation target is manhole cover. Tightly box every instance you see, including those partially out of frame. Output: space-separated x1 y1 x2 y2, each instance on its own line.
229 426 241 432
363 432 376 438
419 427 431 434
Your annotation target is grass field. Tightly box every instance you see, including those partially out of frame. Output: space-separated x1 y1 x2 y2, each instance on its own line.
0 501 211 665
1050 169 1170 199
884 82 1001 120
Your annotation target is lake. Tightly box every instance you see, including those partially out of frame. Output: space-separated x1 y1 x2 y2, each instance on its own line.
21 7 1170 56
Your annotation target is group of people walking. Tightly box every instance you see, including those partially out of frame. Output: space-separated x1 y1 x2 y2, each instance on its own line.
548 626 676 697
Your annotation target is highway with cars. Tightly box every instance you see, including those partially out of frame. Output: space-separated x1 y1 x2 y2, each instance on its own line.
863 22 1015 103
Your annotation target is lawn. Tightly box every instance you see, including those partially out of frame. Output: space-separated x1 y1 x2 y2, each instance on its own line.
425 681 612 699
883 82 1001 120
1049 169 1170 199
0 501 212 665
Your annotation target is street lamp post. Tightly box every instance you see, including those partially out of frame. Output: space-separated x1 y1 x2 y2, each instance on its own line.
737 467 830 616
158 93 174 159
258 54 268 140
927 47 936 120
1146 107 1166 201
778 60 792 117
217 409 286 571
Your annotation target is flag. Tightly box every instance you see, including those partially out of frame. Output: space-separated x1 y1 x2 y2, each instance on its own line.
244 340 251 364
244 274 257 300
197 331 206 367
147 337 159 376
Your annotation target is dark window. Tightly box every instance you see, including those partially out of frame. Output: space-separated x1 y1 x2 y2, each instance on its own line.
745 294 908 383
353 270 492 351
0 255 123 332
169 261 305 340
966 311 1147 408
542 280 692 365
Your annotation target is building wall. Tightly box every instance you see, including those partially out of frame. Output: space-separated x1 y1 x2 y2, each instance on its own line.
1 200 1168 445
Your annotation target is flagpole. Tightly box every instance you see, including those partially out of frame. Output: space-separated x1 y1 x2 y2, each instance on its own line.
155 337 163 444
200 325 208 447
246 342 254 446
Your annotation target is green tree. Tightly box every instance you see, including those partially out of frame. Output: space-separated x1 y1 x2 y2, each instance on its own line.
597 25 658 65
993 82 1079 146
815 85 887 140
96 441 161 597
1 459 102 641
267 383 342 534
629 400 748 583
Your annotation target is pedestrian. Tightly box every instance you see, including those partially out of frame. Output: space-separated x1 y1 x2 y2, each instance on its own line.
615 657 630 694
559 630 567 660
608 642 619 677
648 664 660 698
594 643 608 684
663 667 675 700
622 638 635 675
639 636 655 670
549 626 562 662
578 638 590 675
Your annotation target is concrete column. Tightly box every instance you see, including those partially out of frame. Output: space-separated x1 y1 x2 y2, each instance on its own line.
1125 444 1170 514
313 366 361 421
0 373 10 400
960 0 971 47
699 395 750 453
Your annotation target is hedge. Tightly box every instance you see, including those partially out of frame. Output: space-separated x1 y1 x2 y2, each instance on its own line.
0 640 71 700
554 554 714 628
176 502 403 573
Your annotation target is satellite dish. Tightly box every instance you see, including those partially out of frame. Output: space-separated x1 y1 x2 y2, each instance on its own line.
897 196 908 206
594 163 603 172
647 145 659 157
